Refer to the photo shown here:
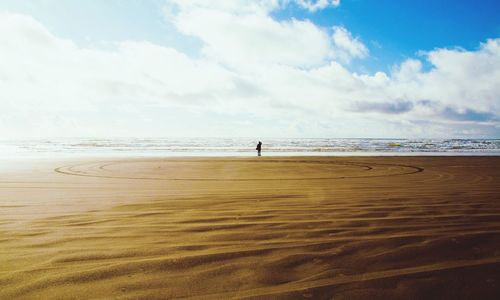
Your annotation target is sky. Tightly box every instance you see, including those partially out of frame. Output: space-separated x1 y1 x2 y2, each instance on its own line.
0 0 499 139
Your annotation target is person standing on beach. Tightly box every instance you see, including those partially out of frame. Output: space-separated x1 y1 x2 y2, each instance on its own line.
256 141 262 156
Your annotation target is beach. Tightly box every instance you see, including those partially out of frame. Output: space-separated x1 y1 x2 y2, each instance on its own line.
1 156 499 299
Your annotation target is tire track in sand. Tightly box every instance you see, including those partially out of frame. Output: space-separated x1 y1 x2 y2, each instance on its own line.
54 159 424 181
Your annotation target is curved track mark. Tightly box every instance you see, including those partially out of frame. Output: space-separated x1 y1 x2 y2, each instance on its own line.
54 159 424 181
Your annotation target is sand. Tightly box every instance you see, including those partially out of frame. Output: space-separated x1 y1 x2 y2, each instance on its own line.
0 156 499 299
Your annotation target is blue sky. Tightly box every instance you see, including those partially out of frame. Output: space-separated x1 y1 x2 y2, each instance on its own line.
274 0 500 72
0 0 499 138
3 0 498 72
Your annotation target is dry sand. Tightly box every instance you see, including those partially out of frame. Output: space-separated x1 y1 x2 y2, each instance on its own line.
0 156 499 299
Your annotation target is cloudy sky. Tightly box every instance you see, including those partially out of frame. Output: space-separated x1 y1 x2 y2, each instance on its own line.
0 0 499 139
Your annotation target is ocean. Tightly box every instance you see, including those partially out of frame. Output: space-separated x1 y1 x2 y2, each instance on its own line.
1 138 499 158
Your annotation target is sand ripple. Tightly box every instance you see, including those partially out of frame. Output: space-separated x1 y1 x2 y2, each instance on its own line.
1 157 499 299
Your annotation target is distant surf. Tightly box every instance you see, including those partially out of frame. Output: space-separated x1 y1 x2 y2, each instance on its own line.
1 138 499 158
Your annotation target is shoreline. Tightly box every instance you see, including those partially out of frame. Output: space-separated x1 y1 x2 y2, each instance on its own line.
1 150 500 161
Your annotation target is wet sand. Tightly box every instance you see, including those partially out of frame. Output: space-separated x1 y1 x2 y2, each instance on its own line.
1 156 499 299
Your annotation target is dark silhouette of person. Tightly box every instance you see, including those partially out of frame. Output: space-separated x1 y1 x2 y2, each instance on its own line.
256 141 262 156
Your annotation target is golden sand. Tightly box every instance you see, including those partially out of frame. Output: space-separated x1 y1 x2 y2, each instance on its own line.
1 156 499 299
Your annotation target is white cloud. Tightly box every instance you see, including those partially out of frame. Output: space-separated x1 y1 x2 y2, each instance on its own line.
331 26 369 63
166 0 332 69
164 0 340 15
0 6 499 139
420 39 500 112
164 0 281 16
295 0 340 12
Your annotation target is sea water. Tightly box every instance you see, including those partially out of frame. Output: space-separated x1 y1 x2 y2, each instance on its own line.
0 138 499 158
